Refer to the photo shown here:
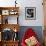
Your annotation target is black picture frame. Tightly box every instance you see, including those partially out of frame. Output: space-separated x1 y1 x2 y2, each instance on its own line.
25 7 36 20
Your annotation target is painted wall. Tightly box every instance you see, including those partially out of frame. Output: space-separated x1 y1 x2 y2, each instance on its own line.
17 0 44 26
18 26 44 44
0 0 44 26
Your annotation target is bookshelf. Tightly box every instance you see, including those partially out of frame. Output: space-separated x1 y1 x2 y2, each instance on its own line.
0 7 20 46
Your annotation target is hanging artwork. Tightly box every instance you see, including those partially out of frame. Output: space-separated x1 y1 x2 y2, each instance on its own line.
25 7 36 20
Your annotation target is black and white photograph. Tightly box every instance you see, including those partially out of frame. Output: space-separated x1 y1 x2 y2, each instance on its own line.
25 7 36 20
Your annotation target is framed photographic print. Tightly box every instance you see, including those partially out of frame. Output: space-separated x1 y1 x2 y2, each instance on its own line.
2 10 9 15
25 7 36 20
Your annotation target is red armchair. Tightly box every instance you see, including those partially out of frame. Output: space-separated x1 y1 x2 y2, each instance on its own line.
21 28 41 46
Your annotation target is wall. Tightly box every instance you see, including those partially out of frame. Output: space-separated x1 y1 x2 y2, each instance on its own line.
18 26 44 44
0 0 44 26
18 0 44 26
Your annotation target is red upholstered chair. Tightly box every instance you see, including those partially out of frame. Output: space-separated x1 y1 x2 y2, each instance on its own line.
21 28 41 46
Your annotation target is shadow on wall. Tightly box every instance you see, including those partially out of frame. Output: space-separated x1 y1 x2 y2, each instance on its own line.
18 26 44 44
